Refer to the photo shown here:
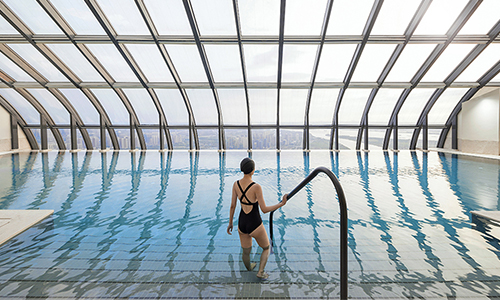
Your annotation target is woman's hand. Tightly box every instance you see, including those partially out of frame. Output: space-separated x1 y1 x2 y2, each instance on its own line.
281 194 288 207
227 223 233 235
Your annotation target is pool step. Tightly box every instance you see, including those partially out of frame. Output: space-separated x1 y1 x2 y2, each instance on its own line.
471 211 500 240
0 210 53 246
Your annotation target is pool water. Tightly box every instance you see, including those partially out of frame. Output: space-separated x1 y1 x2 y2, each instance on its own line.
0 150 499 299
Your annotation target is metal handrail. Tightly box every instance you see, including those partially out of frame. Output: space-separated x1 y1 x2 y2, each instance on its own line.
269 166 348 300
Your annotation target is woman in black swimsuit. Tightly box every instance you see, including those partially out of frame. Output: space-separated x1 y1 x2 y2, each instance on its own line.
227 158 287 279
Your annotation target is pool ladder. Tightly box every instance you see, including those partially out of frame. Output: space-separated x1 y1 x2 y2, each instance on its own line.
269 166 348 300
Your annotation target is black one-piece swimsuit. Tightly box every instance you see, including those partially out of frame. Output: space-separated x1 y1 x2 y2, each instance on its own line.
237 181 262 234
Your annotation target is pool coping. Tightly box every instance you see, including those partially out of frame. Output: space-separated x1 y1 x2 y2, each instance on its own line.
0 209 54 246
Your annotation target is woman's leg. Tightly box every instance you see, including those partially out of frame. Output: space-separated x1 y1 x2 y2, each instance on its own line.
250 224 270 278
238 229 256 271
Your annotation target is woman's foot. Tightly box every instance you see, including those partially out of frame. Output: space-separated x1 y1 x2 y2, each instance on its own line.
247 262 256 271
256 271 269 280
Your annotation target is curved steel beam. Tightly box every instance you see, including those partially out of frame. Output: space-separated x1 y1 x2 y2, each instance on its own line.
16 88 66 150
80 88 119 150
409 0 482 150
0 94 38 150
437 59 500 148
0 43 66 149
436 20 500 148
2 0 96 150
84 0 147 150
183 0 226 151
303 0 334 151
385 0 481 150
232 0 252 151
358 0 432 151
276 0 286 150
329 0 383 151
135 0 198 150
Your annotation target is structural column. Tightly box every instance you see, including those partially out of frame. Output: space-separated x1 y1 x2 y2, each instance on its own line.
10 114 18 150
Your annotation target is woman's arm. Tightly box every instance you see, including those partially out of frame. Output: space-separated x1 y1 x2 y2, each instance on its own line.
227 182 238 235
256 184 287 214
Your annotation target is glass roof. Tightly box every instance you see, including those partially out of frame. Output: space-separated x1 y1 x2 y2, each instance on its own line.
0 0 499 151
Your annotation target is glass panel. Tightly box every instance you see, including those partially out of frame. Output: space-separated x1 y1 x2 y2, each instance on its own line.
32 128 41 147
398 88 435 126
225 129 248 150
204 44 243 82
47 128 59 150
186 89 218 125
309 129 330 149
280 129 302 150
327 0 375 35
91 89 129 125
170 129 190 149
385 44 436 82
459 0 500 35
394 128 414 150
49 0 105 35
8 44 68 82
74 128 85 149
238 0 280 36
59 89 99 125
492 72 500 82
413 0 469 35
191 0 236 36
96 0 149 35
0 15 19 34
280 89 307 125
165 44 207 83
309 88 339 125
85 128 101 150
0 89 39 124
125 44 174 83
198 129 219 149
156 89 189 126
370 0 421 35
3 0 62 34
428 129 441 148
428 88 468 125
351 44 396 82
367 128 385 149
421 44 475 82
115 129 131 149
368 88 403 125
282 44 318 82
123 89 158 125
315 44 357 82
243 44 278 82
338 88 371 125
142 128 160 149
86 44 138 82
144 0 192 35
0 52 35 82
252 129 276 149
285 0 328 36
248 89 277 125
27 88 69 124
455 44 500 82
337 129 358 150
218 89 247 126
59 128 71 150
47 44 104 82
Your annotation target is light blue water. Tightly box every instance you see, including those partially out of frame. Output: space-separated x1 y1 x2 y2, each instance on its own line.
0 150 499 299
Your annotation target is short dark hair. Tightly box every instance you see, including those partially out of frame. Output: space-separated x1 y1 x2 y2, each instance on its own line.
240 158 255 174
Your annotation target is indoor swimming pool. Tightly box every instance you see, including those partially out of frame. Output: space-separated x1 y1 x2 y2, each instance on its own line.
0 150 499 299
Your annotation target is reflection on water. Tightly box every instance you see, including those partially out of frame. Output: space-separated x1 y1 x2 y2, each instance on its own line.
0 150 499 299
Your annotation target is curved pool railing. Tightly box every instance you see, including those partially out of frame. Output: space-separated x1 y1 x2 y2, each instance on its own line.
269 166 348 300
